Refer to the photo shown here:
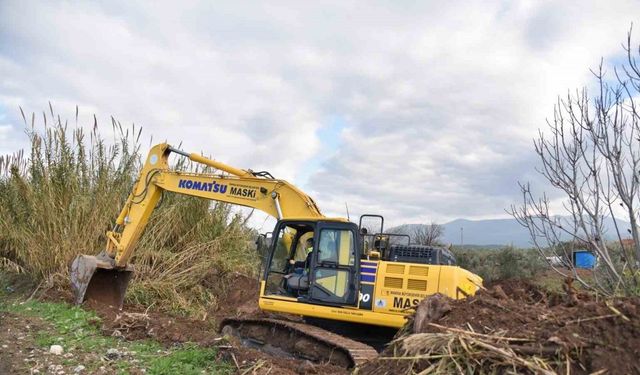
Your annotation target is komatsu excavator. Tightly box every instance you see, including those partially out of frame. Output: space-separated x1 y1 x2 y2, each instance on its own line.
71 143 482 368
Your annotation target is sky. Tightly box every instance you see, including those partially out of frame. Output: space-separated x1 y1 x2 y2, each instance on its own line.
1 1 640 230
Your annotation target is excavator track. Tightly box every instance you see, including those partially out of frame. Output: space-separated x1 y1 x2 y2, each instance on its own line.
219 317 379 368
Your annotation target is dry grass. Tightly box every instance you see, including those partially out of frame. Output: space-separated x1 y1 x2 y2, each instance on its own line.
0 105 257 316
363 326 561 375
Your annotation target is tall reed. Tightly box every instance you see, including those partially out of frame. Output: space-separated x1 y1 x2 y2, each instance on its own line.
0 106 256 316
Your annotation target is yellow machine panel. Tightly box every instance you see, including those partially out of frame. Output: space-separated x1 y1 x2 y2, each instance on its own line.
259 261 483 328
371 261 482 315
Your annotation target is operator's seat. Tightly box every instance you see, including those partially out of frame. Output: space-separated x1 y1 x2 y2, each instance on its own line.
286 273 309 290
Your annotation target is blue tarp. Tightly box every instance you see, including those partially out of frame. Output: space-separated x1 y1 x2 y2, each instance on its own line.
573 250 596 269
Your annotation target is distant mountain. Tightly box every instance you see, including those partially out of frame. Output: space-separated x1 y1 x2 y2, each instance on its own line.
389 217 632 248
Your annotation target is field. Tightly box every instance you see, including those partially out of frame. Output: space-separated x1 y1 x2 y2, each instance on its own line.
2 114 639 374
2 266 640 374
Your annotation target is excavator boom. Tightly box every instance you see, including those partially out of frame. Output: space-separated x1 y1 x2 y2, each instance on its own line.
70 143 323 308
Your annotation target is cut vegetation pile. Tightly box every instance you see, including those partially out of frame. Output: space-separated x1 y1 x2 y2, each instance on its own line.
0 106 257 317
358 279 640 375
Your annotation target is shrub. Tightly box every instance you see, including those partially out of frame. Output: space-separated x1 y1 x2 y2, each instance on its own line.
453 246 546 282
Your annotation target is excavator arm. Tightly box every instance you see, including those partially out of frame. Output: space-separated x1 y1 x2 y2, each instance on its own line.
71 143 323 307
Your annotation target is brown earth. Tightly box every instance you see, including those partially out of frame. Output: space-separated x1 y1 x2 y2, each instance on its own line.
0 309 149 374
81 270 347 375
16 268 639 374
41 270 262 345
360 279 640 375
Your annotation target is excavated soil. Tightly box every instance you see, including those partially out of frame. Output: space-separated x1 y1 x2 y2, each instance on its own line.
42 270 261 346
203 270 262 320
360 279 640 375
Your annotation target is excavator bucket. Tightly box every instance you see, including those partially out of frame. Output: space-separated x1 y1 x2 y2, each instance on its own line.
70 254 133 309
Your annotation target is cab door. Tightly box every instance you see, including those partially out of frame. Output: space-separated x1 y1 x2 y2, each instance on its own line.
308 223 360 306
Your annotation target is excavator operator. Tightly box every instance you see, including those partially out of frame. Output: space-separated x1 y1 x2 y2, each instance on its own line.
285 237 314 291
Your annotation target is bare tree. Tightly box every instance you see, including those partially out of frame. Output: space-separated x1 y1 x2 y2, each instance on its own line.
509 28 640 295
413 223 444 246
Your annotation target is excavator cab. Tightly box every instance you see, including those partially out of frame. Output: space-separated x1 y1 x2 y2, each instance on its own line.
263 219 360 307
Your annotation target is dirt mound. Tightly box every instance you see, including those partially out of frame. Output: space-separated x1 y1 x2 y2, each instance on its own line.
360 279 640 375
204 270 261 321
85 300 216 345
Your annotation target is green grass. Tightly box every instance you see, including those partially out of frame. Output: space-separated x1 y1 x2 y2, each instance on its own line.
1 296 232 374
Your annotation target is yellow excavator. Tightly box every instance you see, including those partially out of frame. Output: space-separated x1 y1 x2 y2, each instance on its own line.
71 143 482 367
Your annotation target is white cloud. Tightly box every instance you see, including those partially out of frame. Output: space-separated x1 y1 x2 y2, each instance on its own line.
1 1 639 228
0 124 10 137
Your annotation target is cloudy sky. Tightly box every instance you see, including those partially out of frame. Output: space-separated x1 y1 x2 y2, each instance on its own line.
1 1 640 229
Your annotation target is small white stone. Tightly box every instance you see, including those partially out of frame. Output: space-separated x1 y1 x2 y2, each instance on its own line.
1 344 7 349
73 365 85 373
49 345 64 355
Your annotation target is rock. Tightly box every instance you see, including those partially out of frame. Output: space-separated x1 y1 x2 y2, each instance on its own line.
492 285 509 300
412 293 452 333
293 339 317 356
73 365 86 373
105 348 120 360
49 345 64 355
1 344 7 349
296 360 317 374
48 364 63 372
